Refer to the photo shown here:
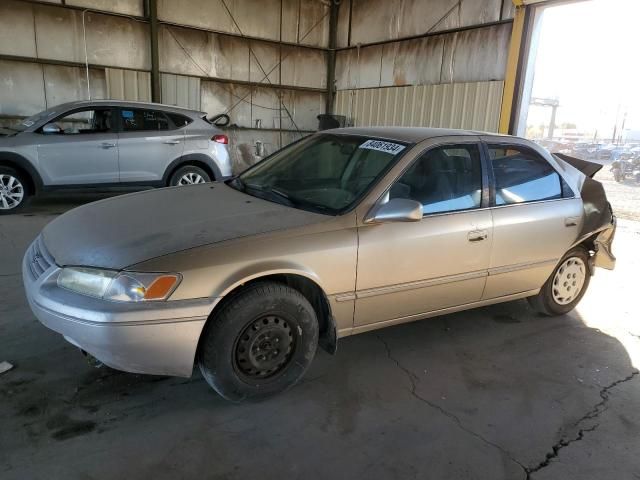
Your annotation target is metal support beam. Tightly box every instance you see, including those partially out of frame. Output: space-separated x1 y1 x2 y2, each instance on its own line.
325 0 339 114
499 1 528 134
147 0 161 103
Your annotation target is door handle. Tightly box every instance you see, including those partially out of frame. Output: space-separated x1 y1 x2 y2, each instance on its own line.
468 230 488 242
565 216 580 227
164 140 181 145
101 142 116 148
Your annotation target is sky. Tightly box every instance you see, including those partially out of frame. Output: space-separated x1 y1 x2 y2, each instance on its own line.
525 0 640 140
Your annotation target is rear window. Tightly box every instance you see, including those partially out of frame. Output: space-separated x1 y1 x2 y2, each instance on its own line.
167 113 192 128
488 145 564 205
120 109 170 132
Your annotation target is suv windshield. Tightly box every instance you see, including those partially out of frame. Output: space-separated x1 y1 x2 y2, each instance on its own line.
232 134 409 215
15 107 58 132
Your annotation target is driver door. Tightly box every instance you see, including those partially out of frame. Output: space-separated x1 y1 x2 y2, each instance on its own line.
36 107 120 185
354 142 493 327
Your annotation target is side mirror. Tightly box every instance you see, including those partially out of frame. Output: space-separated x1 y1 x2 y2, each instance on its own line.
42 123 61 134
364 198 423 224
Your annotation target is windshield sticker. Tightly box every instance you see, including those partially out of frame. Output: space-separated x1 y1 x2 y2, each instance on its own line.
21 120 34 127
359 139 405 155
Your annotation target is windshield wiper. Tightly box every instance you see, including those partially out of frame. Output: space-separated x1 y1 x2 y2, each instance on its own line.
228 176 246 192
241 182 334 215
243 183 295 207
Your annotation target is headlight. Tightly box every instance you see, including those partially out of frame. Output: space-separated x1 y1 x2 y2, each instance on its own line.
57 267 181 302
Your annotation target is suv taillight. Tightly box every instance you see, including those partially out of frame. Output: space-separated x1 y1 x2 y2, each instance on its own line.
212 134 228 144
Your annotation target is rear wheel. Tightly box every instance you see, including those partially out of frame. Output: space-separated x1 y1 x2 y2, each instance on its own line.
169 165 211 186
528 247 590 316
0 167 30 215
198 282 319 402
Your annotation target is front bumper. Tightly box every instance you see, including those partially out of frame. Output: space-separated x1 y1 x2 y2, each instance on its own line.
22 239 216 377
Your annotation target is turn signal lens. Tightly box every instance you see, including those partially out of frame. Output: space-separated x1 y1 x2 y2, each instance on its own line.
144 275 180 300
212 134 228 144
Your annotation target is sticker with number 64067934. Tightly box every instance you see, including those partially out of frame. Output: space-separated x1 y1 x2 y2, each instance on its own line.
359 139 406 155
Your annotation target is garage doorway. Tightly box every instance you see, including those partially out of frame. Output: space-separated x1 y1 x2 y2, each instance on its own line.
516 0 640 220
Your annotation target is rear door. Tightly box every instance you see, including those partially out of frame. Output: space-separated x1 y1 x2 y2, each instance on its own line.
481 139 584 299
35 107 119 185
354 140 493 327
116 107 185 183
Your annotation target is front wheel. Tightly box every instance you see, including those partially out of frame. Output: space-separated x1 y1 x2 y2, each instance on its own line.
198 282 319 402
0 167 30 215
528 247 591 316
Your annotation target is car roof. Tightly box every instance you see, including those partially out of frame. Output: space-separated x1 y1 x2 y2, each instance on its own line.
321 126 511 143
51 99 206 117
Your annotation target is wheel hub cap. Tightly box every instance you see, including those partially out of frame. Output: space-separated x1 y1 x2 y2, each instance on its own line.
178 172 205 185
0 174 24 210
552 257 586 305
235 315 295 379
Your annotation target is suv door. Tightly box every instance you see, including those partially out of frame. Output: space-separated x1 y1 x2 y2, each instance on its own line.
482 141 583 299
35 107 119 185
354 141 492 327
116 107 185 183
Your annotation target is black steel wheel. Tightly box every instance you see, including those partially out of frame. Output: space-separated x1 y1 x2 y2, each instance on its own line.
234 314 296 380
198 282 319 402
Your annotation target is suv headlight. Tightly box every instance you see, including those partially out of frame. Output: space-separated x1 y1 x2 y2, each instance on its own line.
57 267 181 302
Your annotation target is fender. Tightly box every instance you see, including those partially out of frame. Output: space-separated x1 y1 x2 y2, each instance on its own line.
0 151 44 192
162 153 222 184
213 263 338 354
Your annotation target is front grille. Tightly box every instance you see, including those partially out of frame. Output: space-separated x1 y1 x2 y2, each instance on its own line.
27 236 55 280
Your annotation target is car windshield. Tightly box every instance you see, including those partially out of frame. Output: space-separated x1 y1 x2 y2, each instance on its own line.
232 134 409 215
14 107 59 131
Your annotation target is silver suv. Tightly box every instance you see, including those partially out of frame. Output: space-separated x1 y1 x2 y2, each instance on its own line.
0 100 232 214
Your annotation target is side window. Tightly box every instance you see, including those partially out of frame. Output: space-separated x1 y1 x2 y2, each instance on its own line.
167 113 193 128
51 109 113 134
390 144 483 215
488 145 563 205
120 109 170 132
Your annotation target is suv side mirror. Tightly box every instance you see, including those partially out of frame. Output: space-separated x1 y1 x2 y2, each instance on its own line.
364 198 423 224
42 123 61 134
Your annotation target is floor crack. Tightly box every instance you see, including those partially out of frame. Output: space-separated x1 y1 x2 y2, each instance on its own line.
376 334 528 478
526 369 639 478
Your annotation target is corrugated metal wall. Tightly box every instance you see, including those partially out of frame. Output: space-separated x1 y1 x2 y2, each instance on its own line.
335 81 504 132
105 68 151 102
161 73 201 110
0 0 515 167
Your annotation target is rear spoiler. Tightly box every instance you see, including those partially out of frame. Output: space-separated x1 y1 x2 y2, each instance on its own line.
554 153 602 178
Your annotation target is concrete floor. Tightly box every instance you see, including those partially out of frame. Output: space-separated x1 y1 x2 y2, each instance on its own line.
1 193 639 480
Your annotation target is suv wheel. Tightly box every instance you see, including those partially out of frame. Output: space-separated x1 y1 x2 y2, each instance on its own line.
0 167 30 215
528 247 591 316
198 282 319 402
169 165 211 186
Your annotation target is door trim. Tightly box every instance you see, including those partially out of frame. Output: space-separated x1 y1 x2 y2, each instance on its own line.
356 269 488 299
488 258 558 276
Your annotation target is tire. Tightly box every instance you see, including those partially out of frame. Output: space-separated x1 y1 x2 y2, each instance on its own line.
198 282 319 402
169 165 211 186
528 247 591 316
0 166 31 215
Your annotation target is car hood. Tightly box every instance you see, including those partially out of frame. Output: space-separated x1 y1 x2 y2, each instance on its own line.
42 183 328 269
